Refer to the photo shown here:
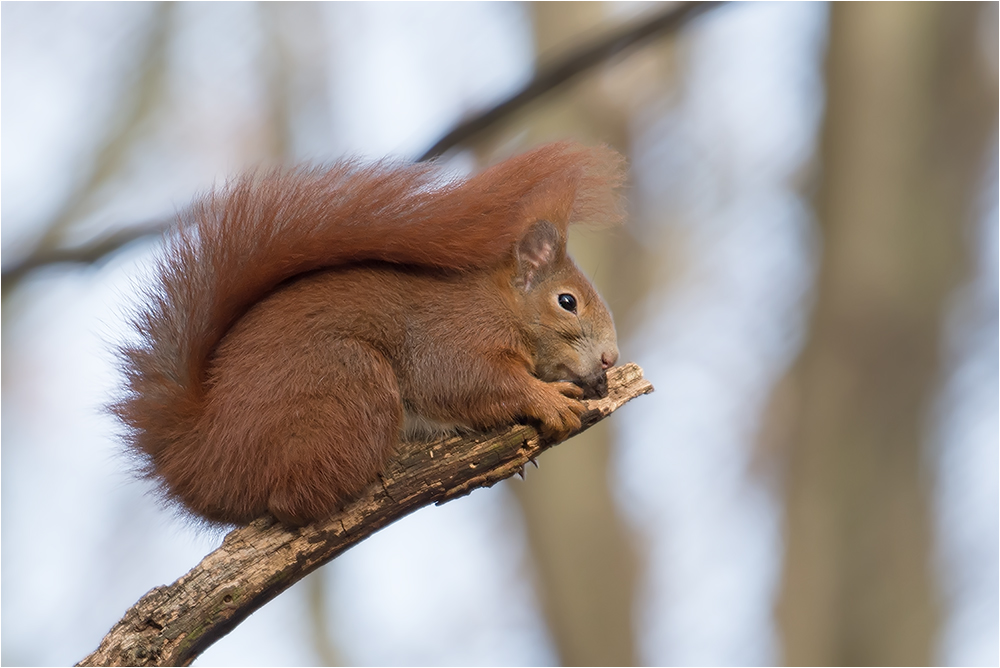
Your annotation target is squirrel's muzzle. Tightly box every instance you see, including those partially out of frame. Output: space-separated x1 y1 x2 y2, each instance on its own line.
576 369 609 400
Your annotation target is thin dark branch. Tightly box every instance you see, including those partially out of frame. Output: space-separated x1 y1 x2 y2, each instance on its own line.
77 363 653 667
417 1 726 161
2 220 169 287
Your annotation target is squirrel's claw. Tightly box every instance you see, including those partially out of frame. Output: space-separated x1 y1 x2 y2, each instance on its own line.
527 381 586 441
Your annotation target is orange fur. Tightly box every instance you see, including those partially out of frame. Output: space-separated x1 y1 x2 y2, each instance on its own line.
115 142 626 525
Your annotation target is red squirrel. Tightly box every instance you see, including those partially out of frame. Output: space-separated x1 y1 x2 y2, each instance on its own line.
115 142 626 526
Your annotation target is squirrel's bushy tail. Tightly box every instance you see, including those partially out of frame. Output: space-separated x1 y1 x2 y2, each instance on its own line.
113 142 625 503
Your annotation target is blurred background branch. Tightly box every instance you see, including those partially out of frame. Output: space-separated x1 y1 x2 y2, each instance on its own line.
418 1 721 161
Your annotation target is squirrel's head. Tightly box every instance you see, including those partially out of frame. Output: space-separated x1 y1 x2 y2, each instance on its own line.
513 220 619 399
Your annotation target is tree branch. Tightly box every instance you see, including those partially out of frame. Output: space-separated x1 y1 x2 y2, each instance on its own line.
1 219 170 286
78 363 653 667
417 1 725 161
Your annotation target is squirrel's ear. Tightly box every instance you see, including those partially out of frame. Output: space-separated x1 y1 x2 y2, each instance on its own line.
515 220 563 291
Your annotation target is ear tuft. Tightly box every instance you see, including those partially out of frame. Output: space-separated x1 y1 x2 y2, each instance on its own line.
516 220 562 291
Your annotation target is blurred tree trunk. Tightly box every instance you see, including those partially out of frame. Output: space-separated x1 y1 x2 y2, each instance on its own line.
776 3 997 665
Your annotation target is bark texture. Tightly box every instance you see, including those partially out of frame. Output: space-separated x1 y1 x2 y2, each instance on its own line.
78 363 652 668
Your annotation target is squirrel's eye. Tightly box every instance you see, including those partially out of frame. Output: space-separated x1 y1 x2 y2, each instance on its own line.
557 293 577 312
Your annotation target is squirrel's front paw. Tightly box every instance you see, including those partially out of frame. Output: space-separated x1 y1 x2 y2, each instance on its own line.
527 382 586 441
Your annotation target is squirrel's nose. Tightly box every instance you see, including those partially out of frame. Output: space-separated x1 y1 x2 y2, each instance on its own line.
601 349 618 369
